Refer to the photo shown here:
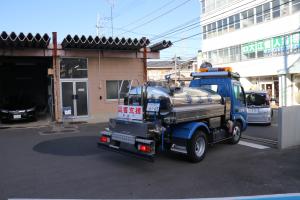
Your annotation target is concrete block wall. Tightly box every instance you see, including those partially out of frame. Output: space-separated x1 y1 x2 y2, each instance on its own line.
278 105 300 149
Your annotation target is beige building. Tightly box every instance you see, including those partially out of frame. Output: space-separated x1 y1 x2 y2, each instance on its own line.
0 31 170 123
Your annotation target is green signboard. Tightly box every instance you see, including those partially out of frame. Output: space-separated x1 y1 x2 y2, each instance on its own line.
241 32 300 55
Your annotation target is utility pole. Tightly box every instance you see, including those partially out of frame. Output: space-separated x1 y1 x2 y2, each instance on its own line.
174 54 178 85
106 0 115 37
96 13 101 37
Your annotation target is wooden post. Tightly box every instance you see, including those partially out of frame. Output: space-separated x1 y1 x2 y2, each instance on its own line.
143 47 147 83
52 32 61 122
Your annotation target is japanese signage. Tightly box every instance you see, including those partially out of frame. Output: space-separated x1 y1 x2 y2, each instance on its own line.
117 105 143 120
241 32 300 55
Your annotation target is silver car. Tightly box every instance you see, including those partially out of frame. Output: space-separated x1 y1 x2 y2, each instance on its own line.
246 91 272 125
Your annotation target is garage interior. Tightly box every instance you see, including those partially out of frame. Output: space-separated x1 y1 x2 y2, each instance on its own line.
0 56 53 124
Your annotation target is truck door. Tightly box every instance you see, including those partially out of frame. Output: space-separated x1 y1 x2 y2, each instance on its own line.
232 82 247 124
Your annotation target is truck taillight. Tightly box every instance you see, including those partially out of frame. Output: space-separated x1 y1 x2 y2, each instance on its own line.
138 144 152 153
100 136 110 143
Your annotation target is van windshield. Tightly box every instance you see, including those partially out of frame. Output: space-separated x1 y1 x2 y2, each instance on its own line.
246 93 269 107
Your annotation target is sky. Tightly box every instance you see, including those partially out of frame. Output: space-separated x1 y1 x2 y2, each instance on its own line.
0 0 201 60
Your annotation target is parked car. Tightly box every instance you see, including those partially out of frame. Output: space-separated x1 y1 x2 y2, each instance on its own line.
245 91 272 125
0 97 36 122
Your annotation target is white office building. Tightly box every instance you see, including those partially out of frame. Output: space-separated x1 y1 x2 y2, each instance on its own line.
199 0 300 106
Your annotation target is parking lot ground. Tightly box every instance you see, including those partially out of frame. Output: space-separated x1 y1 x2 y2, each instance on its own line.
0 123 299 200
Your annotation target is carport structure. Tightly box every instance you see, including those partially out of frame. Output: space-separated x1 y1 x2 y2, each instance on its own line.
0 31 171 124
0 32 52 123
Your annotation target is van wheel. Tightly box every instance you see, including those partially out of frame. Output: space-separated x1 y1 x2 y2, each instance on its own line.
187 130 207 163
230 122 242 144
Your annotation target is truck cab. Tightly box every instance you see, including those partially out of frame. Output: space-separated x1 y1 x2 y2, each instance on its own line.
190 70 247 131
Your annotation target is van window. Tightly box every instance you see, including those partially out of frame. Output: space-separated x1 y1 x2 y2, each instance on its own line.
246 93 270 106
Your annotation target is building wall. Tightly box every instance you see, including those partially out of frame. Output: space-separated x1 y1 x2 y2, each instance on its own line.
199 0 300 106
148 68 172 80
87 56 144 122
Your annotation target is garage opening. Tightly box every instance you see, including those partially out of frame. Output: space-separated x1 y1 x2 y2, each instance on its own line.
0 56 53 125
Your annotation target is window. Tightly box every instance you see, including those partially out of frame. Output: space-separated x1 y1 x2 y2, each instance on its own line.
222 18 228 33
203 25 207 39
211 50 218 64
256 40 265 58
60 58 88 79
263 2 271 21
106 80 130 100
218 49 224 64
223 48 229 63
272 0 280 18
242 9 254 28
207 23 212 38
281 0 290 16
229 16 234 32
292 0 300 13
206 0 216 12
256 5 263 23
202 0 206 13
234 14 240 29
229 45 241 62
211 22 217 37
217 20 223 35
242 43 256 60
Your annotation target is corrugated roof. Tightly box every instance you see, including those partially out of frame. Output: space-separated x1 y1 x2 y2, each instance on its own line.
0 31 172 52
0 31 50 49
149 40 172 52
61 35 150 50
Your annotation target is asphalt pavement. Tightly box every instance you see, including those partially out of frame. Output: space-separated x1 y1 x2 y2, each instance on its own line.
243 109 279 142
0 122 299 200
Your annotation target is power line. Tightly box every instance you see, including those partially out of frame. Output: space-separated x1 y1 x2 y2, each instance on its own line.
150 18 200 41
150 0 264 42
120 0 193 35
119 0 177 29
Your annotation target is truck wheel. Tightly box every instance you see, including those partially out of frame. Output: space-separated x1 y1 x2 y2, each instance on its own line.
230 122 242 144
187 130 207 163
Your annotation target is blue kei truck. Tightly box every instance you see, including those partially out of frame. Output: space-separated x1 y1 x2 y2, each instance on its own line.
98 67 248 162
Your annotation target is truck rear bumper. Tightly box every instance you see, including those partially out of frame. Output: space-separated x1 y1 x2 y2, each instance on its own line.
98 130 156 159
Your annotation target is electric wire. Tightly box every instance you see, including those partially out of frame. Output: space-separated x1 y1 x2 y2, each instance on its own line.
119 0 193 35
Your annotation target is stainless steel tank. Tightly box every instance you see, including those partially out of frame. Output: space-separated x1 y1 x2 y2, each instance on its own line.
125 86 225 124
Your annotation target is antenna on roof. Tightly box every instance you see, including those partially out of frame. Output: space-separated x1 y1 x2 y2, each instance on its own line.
96 13 105 37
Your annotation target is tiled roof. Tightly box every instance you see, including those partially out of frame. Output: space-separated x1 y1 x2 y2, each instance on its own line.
61 35 150 50
0 31 50 48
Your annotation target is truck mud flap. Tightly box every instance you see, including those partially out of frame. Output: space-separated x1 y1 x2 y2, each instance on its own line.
97 143 155 162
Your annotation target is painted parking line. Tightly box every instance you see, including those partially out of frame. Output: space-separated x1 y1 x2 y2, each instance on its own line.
8 193 300 200
238 140 270 149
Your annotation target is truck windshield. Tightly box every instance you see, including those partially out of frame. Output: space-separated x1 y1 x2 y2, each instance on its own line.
246 93 270 107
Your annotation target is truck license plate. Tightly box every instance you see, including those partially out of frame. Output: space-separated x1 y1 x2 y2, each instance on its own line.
112 132 135 144
13 115 21 119
146 103 160 112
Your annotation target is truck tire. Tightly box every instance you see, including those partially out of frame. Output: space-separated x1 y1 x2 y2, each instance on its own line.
229 122 242 144
187 130 207 163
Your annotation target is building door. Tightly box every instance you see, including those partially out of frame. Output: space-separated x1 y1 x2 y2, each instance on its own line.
61 80 88 118
260 82 274 98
